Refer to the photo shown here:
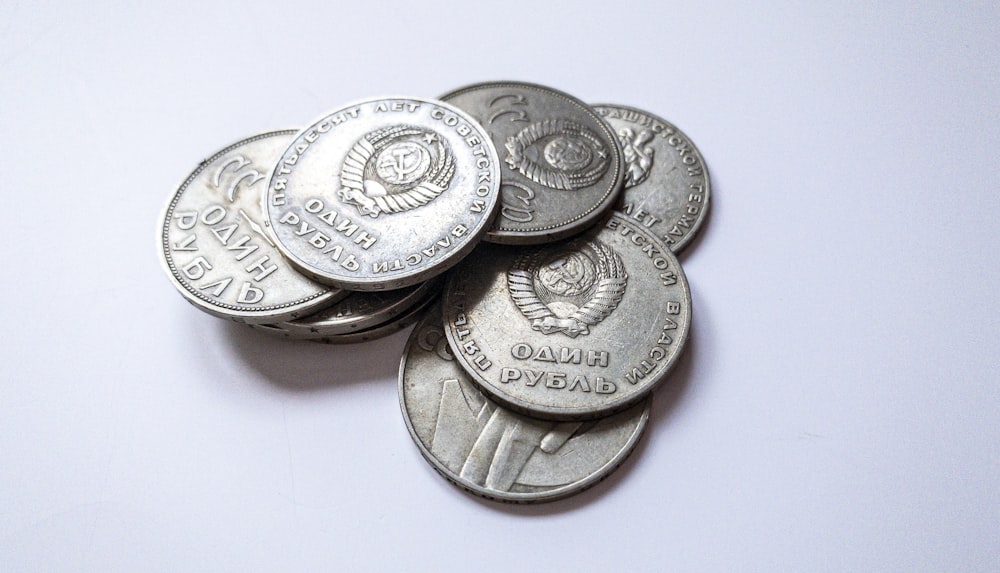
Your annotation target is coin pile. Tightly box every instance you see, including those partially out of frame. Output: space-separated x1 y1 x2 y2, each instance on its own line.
158 82 710 503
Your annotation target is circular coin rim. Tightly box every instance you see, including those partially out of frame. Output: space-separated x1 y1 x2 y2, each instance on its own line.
591 103 712 254
310 286 440 345
440 81 625 245
441 212 692 421
397 305 651 503
274 276 444 337
262 96 502 291
157 129 342 323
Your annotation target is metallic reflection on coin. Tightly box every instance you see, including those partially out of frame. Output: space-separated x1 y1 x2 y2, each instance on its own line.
443 213 691 421
592 104 710 253
263 97 501 291
276 277 442 338
310 289 438 345
158 131 344 323
399 303 649 503
441 82 624 245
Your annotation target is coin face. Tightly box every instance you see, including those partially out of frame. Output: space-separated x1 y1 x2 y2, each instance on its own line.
263 97 501 291
440 82 624 245
592 104 710 253
399 303 649 503
158 131 343 323
443 213 691 420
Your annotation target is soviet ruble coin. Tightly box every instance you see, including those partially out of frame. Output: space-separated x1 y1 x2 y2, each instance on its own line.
264 97 501 291
443 213 691 421
440 82 624 245
592 104 710 253
267 277 443 339
400 303 650 503
309 286 439 345
158 131 344 323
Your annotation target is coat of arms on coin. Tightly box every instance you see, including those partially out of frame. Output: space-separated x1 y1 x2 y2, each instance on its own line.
505 119 611 191
338 125 455 217
507 239 627 338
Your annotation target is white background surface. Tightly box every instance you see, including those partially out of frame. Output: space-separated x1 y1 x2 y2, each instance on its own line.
2 2 998 571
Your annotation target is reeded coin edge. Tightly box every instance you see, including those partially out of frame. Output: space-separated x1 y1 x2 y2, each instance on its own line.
311 287 439 345
158 130 339 322
440 81 625 237
281 276 444 336
591 103 712 254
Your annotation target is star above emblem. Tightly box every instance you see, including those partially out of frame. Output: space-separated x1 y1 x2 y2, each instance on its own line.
422 132 437 145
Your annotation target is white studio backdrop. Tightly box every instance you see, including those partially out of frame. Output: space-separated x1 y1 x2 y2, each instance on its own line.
0 2 998 571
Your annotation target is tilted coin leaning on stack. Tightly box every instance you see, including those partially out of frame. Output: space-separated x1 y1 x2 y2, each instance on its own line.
157 81 710 503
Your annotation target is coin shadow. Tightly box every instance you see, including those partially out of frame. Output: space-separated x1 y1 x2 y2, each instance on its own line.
220 319 412 392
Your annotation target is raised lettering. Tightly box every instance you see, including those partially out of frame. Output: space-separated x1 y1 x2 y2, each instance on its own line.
595 378 617 394
245 256 278 281
586 350 609 368
500 368 520 383
182 256 212 280
237 282 264 304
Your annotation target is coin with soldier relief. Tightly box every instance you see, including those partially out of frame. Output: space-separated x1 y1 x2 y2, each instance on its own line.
264 97 502 291
440 82 624 245
592 104 710 253
400 302 650 503
158 131 344 323
443 212 691 421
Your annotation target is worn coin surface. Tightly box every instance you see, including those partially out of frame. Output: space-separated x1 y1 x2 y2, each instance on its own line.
264 97 501 291
271 277 442 338
593 104 710 253
158 131 343 323
441 82 624 245
400 303 650 503
443 213 691 420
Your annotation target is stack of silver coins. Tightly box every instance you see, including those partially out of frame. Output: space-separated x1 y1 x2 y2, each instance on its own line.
157 81 710 503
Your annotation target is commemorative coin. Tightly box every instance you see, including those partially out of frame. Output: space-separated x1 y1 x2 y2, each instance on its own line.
310 287 439 345
443 212 691 421
268 277 442 338
400 303 650 503
158 131 344 323
440 82 624 245
264 97 502 291
592 104 710 253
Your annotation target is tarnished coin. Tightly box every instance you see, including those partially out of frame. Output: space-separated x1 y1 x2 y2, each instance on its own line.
400 303 650 503
440 82 624 245
592 104 710 253
263 97 501 291
265 277 442 339
158 131 344 323
443 213 691 421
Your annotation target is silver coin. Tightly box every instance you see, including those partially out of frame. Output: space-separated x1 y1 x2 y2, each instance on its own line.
270 277 442 338
158 131 344 323
310 288 439 345
263 97 502 291
592 104 710 253
440 82 624 245
400 302 650 503
443 213 691 420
